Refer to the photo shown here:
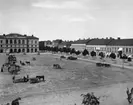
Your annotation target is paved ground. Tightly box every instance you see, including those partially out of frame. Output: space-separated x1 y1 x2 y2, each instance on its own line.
0 53 133 105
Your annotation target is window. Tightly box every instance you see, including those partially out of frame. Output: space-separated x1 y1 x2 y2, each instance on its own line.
35 49 37 52
1 45 2 47
129 48 131 53
18 39 21 44
10 39 12 44
22 49 25 52
1 40 2 43
14 39 16 44
6 39 8 44
31 49 33 52
22 40 25 44
27 49 29 52
126 48 128 53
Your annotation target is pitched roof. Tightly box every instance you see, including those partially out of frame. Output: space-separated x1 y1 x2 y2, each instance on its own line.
59 41 71 46
5 33 39 39
87 39 113 45
6 33 24 37
72 39 90 44
0 35 4 39
26 36 39 39
108 39 133 46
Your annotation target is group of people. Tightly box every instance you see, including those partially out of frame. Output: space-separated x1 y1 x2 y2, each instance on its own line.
81 92 100 105
126 87 133 104
1 97 21 105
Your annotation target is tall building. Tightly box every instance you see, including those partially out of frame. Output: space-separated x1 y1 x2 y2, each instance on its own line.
0 33 39 53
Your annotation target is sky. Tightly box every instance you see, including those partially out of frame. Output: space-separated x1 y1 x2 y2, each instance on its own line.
0 0 133 41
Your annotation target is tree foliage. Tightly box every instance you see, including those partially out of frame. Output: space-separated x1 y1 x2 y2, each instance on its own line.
99 52 105 59
109 52 116 59
91 51 96 57
82 49 89 56
75 50 81 55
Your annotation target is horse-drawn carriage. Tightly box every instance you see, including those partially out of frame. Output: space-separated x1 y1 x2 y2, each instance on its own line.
96 62 111 67
8 64 21 75
29 75 45 84
13 75 45 84
67 56 77 60
60 55 66 59
13 77 29 83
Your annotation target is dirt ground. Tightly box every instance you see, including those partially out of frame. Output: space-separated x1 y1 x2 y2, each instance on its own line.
0 53 133 105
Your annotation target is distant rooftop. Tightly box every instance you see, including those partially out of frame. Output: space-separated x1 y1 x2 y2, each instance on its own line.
0 33 39 39
87 38 113 45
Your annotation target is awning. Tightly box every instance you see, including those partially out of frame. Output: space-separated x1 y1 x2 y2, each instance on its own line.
128 55 132 58
96 47 100 50
118 48 123 51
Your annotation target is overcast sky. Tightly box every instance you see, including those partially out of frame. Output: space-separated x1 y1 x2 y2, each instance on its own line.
0 0 133 41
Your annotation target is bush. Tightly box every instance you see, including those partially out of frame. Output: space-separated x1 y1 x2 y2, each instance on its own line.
75 50 81 55
128 57 132 62
99 52 105 59
82 49 89 56
91 51 96 57
109 52 116 59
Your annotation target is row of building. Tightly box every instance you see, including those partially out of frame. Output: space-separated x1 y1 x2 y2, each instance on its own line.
40 38 133 55
0 33 39 53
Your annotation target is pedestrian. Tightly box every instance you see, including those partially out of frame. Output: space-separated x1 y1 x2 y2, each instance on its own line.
12 75 15 81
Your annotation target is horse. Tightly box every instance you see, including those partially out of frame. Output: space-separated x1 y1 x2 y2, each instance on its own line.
53 64 62 69
25 61 30 65
36 75 45 81
20 61 25 66
11 97 21 105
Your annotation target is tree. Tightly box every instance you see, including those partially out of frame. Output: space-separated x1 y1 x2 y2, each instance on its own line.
109 52 116 59
75 50 81 55
127 57 132 62
98 52 105 59
118 51 122 58
121 54 128 69
70 48 76 54
90 51 96 57
82 49 89 56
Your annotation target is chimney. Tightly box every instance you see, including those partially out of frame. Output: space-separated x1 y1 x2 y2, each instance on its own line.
117 37 120 40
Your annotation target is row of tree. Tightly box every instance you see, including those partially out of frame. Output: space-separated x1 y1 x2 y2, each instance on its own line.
41 46 117 59
41 46 132 61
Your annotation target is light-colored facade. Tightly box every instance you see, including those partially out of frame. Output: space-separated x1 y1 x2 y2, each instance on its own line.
106 46 133 54
0 33 39 53
71 44 86 51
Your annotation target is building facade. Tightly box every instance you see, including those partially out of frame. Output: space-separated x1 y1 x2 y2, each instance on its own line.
71 39 90 51
0 33 39 53
86 38 113 52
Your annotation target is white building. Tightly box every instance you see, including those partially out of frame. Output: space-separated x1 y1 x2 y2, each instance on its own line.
0 33 39 53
